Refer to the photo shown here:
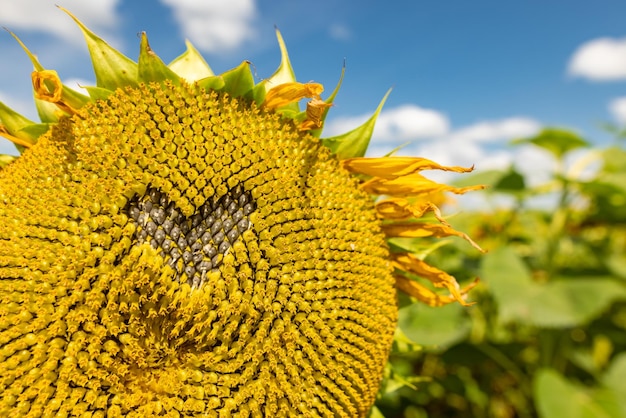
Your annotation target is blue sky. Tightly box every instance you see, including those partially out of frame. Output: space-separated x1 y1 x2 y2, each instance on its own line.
1 0 625 203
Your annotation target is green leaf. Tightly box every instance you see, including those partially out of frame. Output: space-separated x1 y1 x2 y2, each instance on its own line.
602 352 626 396
138 33 181 85
321 89 391 159
481 247 626 327
397 301 471 351
494 168 526 192
534 369 625 418
168 40 214 81
530 277 626 328
480 247 534 324
60 6 138 89
512 128 590 159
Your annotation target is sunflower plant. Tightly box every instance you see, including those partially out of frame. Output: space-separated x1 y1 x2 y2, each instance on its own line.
0 8 483 417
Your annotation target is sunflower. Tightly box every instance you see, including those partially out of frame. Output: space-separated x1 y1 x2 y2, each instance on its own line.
0 8 483 418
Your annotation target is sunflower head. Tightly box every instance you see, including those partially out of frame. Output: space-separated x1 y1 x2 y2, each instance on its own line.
0 8 483 417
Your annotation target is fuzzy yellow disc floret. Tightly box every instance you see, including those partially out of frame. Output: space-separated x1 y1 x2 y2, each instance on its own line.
0 81 397 417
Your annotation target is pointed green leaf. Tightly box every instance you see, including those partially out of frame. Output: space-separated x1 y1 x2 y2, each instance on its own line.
169 40 214 81
309 64 346 138
255 28 298 109
0 101 37 151
58 82 92 112
9 29 92 115
218 61 255 99
321 89 391 159
512 128 590 159
84 86 115 101
138 32 181 85
34 98 60 123
197 75 226 92
60 6 138 89
0 155 17 168
19 123 51 140
7 30 44 71
0 101 36 139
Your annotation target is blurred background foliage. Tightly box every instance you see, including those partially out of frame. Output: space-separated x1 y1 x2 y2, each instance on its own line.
372 126 626 417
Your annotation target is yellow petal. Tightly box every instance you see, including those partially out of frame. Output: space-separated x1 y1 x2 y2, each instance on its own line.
382 221 485 252
31 70 79 115
342 156 475 179
392 253 478 305
263 82 324 109
375 198 445 222
395 275 477 307
361 172 485 197
298 96 333 131
32 70 63 102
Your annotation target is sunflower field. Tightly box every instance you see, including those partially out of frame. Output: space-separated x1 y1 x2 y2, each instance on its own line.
374 128 626 418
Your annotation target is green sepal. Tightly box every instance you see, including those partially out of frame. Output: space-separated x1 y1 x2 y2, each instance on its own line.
60 6 138 90
197 76 226 92
169 40 214 81
0 101 37 152
9 20 94 119
33 83 91 122
255 28 298 111
34 99 60 124
138 32 181 85
217 61 256 99
7 30 44 72
58 84 92 111
309 64 345 138
19 123 51 141
321 88 391 159
85 86 115 101
0 101 36 138
0 155 17 168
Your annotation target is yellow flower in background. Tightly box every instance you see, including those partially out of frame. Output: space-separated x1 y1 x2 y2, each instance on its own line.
0 7 484 417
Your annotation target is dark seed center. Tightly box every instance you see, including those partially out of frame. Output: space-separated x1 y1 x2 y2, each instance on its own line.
126 184 255 289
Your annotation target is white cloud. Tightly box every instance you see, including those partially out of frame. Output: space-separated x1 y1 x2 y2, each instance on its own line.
609 96 626 124
329 24 352 41
160 0 257 53
446 117 541 143
568 37 626 81
324 104 450 142
0 0 120 43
